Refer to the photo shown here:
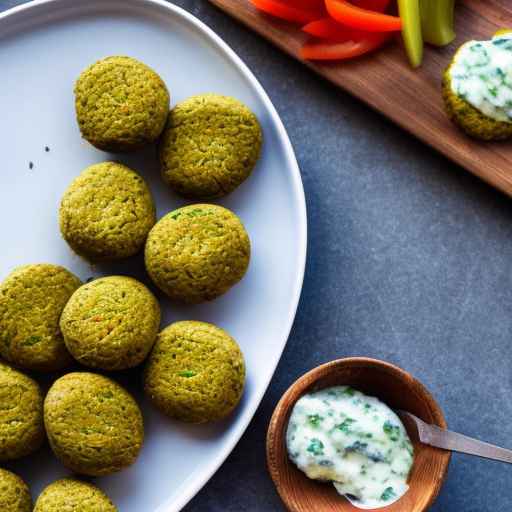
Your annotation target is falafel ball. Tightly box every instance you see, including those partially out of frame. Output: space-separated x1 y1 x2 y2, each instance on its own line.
59 162 156 262
0 468 31 512
0 264 81 371
144 321 245 423
75 56 170 152
34 479 117 512
44 372 144 476
60 276 160 370
0 362 44 461
159 94 262 199
144 204 250 303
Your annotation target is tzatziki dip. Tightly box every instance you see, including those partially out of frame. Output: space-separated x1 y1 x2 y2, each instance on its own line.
286 386 414 509
450 33 512 123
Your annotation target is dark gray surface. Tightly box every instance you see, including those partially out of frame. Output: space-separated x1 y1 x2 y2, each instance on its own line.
3 0 512 510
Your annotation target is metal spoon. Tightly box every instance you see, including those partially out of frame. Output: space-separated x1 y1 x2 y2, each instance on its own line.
398 411 512 463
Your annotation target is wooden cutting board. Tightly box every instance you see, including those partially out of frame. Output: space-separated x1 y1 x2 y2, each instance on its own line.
208 0 512 196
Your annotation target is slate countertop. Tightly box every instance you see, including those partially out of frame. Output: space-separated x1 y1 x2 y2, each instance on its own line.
4 1 512 511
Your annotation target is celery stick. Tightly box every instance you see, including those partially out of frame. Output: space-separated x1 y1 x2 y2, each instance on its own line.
398 0 423 68
420 0 456 47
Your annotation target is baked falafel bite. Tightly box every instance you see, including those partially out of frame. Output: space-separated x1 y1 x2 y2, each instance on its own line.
443 30 512 140
0 362 44 461
0 264 81 371
44 372 144 476
144 204 250 303
34 478 117 512
144 321 245 423
75 56 169 152
60 276 160 371
59 162 156 262
0 468 32 512
159 94 262 199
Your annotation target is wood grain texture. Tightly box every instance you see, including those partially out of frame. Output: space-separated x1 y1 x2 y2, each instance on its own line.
208 0 512 196
266 358 451 512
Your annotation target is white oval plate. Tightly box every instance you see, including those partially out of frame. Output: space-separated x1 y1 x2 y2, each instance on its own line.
0 1 307 510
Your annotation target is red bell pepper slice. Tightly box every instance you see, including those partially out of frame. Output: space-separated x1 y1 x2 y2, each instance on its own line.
303 0 390 41
301 31 391 60
353 0 391 12
325 0 401 32
279 0 389 12
280 0 324 9
250 0 322 24
302 18 365 41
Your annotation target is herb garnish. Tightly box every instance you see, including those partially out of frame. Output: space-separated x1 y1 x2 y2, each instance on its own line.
308 414 324 427
22 335 42 346
178 370 197 378
381 487 396 501
307 438 324 456
383 421 400 441
336 418 356 433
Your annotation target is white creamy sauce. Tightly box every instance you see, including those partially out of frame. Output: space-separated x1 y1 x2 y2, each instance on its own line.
450 33 512 122
286 386 414 509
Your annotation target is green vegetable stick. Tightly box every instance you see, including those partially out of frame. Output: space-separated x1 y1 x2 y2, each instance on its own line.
420 0 455 47
398 0 423 68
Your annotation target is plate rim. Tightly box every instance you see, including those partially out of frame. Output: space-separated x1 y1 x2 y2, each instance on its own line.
0 0 308 510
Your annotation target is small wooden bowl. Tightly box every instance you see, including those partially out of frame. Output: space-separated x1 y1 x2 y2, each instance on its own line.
267 357 451 512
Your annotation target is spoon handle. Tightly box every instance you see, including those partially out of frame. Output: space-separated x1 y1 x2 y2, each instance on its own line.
401 412 512 464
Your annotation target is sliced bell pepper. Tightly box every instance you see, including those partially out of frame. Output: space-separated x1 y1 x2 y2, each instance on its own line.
279 0 390 14
302 19 366 41
397 0 423 67
250 0 322 24
353 0 391 12
303 0 391 41
301 31 391 60
280 0 324 10
325 0 402 32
